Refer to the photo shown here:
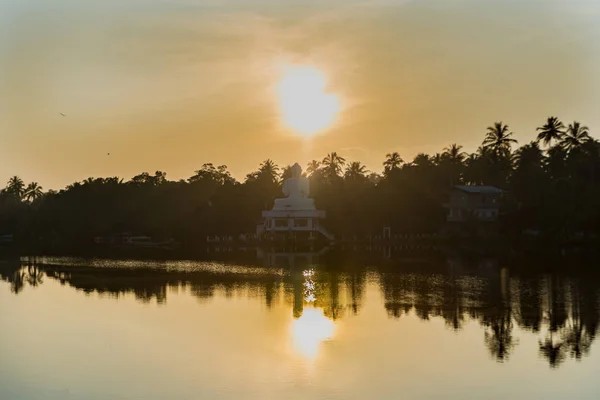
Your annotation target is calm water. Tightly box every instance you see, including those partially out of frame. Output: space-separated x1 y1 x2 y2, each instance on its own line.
1 251 600 399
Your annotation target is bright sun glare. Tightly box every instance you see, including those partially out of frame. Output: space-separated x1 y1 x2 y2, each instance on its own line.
277 65 341 137
291 307 335 359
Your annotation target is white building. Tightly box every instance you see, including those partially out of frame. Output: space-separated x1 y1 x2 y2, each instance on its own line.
257 163 333 241
444 185 502 222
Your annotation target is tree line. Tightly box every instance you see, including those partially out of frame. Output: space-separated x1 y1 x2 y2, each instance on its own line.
0 117 597 245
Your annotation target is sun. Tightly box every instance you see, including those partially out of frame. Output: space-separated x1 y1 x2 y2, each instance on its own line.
276 65 341 137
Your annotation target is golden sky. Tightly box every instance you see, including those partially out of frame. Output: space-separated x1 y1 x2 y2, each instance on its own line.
2 0 600 189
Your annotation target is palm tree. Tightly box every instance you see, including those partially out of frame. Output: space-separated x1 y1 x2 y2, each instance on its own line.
443 144 467 164
483 122 517 154
344 161 369 181
383 152 403 174
280 165 294 181
545 145 568 178
536 117 565 148
411 153 432 168
306 160 321 176
244 159 279 184
514 142 544 168
512 142 545 197
258 159 279 182
322 152 346 178
24 182 43 202
560 121 590 152
6 176 25 199
440 144 467 185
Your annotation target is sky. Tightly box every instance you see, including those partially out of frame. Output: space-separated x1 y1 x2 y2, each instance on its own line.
1 0 600 189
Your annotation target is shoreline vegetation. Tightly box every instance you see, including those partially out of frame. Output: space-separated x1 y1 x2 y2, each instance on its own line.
1 118 599 251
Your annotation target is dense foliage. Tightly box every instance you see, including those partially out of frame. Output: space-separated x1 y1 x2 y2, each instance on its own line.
1 117 598 244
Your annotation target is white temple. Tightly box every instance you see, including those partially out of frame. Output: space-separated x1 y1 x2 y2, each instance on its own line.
257 163 333 241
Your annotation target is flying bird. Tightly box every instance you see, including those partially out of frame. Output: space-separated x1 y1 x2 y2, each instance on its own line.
60 113 65 116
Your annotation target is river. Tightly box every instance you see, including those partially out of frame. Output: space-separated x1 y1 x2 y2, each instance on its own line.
1 250 599 399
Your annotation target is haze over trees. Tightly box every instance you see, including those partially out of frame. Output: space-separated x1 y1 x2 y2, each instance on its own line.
0 117 598 244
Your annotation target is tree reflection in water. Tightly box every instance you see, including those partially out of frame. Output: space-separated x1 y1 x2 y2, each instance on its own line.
0 261 43 294
1 253 599 369
483 311 515 362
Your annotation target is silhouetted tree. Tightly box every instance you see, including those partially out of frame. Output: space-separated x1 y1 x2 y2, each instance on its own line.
383 152 403 175
246 159 279 183
24 182 44 203
561 121 590 152
483 122 517 155
443 144 467 164
344 161 369 181
306 160 322 176
280 165 294 181
322 152 346 181
536 117 565 148
6 176 25 199
188 164 235 185
0 119 597 244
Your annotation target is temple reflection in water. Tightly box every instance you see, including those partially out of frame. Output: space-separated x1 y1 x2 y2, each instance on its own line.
1 249 599 369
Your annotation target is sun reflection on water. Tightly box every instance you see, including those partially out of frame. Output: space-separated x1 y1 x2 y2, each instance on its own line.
290 268 336 359
303 269 316 303
291 307 335 359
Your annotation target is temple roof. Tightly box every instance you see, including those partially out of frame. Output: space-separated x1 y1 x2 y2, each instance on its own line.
454 185 503 194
